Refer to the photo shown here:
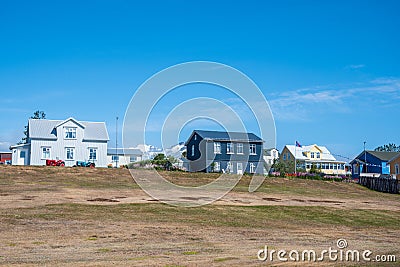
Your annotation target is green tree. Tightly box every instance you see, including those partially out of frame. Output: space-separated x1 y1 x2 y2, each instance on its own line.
374 143 400 152
18 110 46 144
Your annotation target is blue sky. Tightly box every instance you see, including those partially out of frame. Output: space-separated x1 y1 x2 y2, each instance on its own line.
0 0 399 161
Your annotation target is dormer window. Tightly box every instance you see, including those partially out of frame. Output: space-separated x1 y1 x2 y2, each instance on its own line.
65 127 77 139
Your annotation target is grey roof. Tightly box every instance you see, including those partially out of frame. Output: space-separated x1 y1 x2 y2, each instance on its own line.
367 151 400 161
28 118 109 141
191 130 263 143
107 148 143 156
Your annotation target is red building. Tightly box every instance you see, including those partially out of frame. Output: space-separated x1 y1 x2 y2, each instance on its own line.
0 152 12 164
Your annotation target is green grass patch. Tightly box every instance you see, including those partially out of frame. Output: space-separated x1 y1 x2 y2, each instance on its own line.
182 251 199 255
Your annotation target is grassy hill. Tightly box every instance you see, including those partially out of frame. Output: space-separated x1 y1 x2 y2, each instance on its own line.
0 165 399 266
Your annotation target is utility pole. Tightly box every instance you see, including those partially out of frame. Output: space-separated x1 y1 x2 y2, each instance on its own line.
116 116 119 168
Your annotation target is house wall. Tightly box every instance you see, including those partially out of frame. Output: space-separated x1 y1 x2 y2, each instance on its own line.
11 145 30 166
107 154 142 166
0 153 12 163
29 120 108 167
389 157 400 179
351 152 383 178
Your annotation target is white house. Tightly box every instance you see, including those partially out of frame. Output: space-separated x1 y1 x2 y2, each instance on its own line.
10 117 109 167
107 148 143 167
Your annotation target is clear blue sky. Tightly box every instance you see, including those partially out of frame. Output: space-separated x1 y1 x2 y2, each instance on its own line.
0 0 399 161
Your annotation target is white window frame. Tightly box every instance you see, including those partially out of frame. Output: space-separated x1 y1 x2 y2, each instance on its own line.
226 143 234 154
311 152 315 158
89 148 97 161
41 147 51 159
237 162 243 174
65 127 77 139
112 155 119 162
227 162 233 173
353 164 359 174
249 144 256 155
130 155 137 162
236 143 243 154
191 145 195 156
316 152 321 158
214 161 220 172
214 142 221 154
250 162 256 173
66 147 75 160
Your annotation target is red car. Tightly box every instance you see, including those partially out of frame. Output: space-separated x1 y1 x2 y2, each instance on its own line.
46 159 65 167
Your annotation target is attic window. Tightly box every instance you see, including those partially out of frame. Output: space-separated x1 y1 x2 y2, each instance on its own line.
65 127 76 139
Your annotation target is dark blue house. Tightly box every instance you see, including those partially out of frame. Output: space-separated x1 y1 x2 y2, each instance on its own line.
350 150 400 178
185 130 264 174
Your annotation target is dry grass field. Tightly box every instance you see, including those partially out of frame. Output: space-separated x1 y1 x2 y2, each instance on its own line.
0 165 399 266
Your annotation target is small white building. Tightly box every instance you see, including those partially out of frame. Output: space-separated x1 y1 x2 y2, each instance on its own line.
107 148 143 167
10 117 109 167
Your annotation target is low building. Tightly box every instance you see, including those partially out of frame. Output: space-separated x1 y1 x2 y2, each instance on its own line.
350 150 400 178
185 130 264 174
280 144 346 175
0 151 12 164
10 117 109 167
386 153 400 179
107 148 143 167
263 148 279 173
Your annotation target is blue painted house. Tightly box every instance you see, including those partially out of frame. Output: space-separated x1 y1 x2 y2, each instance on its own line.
185 130 264 174
350 150 400 178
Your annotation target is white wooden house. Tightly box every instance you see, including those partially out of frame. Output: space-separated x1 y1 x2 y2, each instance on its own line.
10 117 109 167
107 148 143 167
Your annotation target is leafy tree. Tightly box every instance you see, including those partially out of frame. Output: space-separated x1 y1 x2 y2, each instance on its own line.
271 159 294 176
18 110 46 144
374 143 400 152
151 153 177 170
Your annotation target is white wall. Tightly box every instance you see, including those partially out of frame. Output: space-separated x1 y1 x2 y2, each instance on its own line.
29 120 108 167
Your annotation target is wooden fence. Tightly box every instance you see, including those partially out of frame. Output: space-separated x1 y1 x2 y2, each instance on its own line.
358 176 399 194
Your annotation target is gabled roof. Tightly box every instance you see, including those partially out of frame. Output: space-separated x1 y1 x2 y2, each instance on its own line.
367 151 400 161
54 117 86 129
28 118 109 141
107 148 143 156
284 144 339 162
388 153 400 163
187 130 263 144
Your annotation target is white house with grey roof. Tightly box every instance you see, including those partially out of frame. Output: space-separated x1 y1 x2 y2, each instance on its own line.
10 117 109 167
107 148 143 167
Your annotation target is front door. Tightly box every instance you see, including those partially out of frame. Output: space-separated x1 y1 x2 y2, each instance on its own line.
237 162 243 175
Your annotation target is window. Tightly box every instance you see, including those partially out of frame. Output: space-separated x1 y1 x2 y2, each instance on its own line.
249 144 256 155
237 143 243 154
214 142 221 154
194 134 197 141
311 152 315 158
353 164 359 174
66 147 75 160
227 143 234 154
250 163 256 173
42 147 51 159
89 148 97 160
112 155 119 161
191 145 195 156
237 162 243 174
316 152 321 159
283 154 287 160
213 161 220 172
341 164 345 170
20 151 26 158
329 163 333 170
227 162 233 173
287 153 291 160
334 164 338 170
395 164 399 175
65 127 77 139
130 156 137 162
